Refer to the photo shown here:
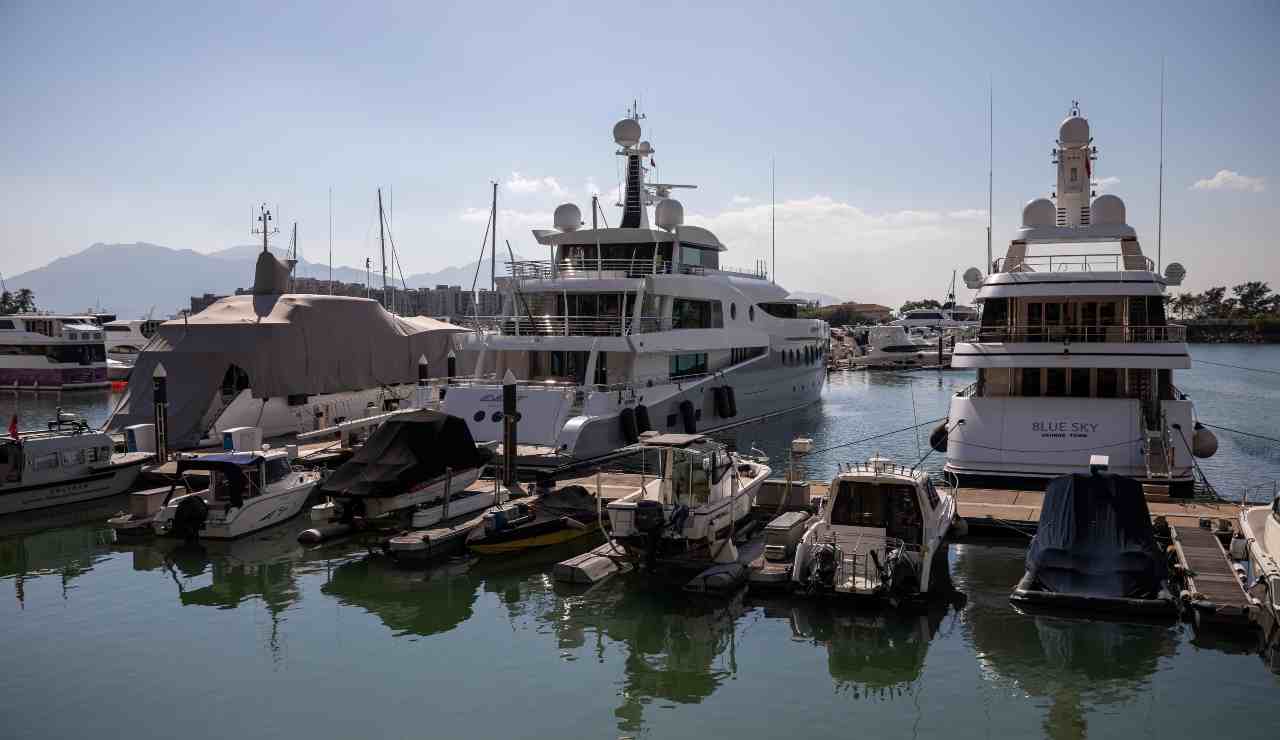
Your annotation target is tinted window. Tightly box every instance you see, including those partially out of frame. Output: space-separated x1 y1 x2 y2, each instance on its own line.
265 458 292 484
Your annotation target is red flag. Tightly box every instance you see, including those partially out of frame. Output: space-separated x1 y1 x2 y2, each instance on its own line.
8 414 17 440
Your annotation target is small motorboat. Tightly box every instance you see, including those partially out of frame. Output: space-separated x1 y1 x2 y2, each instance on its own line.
1010 467 1176 616
607 433 771 569
314 410 493 525
465 484 601 555
1232 484 1280 637
149 450 321 540
791 455 957 600
0 410 150 515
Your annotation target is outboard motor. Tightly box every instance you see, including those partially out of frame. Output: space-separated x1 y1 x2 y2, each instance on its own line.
633 499 665 533
172 496 209 541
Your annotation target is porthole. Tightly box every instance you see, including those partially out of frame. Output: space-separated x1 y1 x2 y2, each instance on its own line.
472 411 485 422
730 303 737 320
491 411 504 422
748 305 755 321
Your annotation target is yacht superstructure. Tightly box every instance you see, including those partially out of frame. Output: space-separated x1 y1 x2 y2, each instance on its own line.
102 319 162 360
444 110 828 463
0 314 108 389
943 104 1215 490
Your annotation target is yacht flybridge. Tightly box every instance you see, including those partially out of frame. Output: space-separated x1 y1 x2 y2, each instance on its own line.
445 109 829 463
943 103 1216 491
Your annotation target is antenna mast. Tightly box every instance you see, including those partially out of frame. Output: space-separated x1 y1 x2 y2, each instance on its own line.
252 203 278 254
771 158 776 284
1157 57 1165 272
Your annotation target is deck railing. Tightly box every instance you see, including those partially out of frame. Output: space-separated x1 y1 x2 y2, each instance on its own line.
462 315 668 336
973 324 1186 344
507 259 769 281
993 253 1155 273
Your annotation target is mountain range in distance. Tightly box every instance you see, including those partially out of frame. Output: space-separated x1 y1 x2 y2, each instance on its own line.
5 242 504 319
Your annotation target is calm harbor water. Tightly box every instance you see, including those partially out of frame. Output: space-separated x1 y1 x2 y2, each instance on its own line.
2 345 1278 739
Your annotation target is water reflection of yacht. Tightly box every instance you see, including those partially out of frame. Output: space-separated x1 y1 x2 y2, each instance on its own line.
444 108 828 465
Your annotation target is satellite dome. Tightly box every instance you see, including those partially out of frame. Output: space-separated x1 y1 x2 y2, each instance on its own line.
1164 262 1186 286
637 140 654 155
655 198 684 231
962 267 984 289
553 203 582 232
1091 194 1125 225
1059 115 1090 144
1022 198 1056 228
613 118 641 148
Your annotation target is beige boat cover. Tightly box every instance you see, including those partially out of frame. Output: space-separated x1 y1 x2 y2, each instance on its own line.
109 290 466 447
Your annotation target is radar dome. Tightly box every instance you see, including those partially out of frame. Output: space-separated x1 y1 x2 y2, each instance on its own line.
1059 115 1090 144
613 118 641 148
1164 262 1186 286
553 203 582 232
1022 198 1056 228
655 198 684 231
1091 194 1126 225
638 140 654 155
962 267 984 289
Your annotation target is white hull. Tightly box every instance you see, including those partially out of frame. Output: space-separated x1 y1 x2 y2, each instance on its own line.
198 386 413 446
157 479 319 540
0 461 145 516
944 395 1195 482
409 488 497 528
608 464 770 548
332 467 484 520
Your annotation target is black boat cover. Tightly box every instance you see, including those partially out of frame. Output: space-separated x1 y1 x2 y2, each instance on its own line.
1024 472 1165 599
317 410 491 499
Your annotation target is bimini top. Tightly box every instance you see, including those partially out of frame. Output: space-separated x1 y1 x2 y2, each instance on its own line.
637 432 714 448
317 410 492 499
178 452 265 469
108 283 467 448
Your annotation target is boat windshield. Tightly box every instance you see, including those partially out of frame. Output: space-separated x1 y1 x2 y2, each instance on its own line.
830 480 922 542
667 449 712 506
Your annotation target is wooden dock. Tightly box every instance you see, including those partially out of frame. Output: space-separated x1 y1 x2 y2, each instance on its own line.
1169 523 1255 629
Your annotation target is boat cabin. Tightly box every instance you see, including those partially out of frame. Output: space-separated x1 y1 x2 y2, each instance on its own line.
824 461 944 546
636 433 736 508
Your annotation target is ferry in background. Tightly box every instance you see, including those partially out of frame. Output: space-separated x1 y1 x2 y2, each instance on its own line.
0 314 108 389
943 103 1216 493
444 108 828 464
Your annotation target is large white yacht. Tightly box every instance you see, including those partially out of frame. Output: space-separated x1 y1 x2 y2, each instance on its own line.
0 314 108 389
444 110 829 463
102 318 162 360
943 104 1215 492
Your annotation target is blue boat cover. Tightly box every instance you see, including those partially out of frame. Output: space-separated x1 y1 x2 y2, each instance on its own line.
1025 472 1165 598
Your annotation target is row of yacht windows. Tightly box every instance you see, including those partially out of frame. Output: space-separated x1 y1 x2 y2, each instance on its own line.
979 367 1174 400
0 344 107 363
525 292 797 329
980 297 1168 341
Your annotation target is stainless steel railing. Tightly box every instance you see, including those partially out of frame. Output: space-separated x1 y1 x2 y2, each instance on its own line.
973 324 1186 343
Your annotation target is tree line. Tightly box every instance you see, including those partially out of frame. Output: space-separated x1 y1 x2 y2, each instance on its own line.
1169 282 1280 320
0 289 36 314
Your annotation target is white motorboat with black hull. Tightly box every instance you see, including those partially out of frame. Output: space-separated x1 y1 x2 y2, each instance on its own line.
444 108 828 465
942 103 1216 491
0 411 149 515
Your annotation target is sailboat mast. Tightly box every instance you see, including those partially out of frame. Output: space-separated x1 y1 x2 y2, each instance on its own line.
490 182 498 293
771 158 776 284
378 188 388 311
987 84 993 274
328 186 333 295
1157 58 1165 272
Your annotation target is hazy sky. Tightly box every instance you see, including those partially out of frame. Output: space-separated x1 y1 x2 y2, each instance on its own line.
2 1 1276 307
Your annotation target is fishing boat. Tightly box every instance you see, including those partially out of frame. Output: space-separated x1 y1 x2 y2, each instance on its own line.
1010 462 1176 616
465 484 601 555
791 455 957 600
606 433 771 568
443 106 828 466
0 411 150 515
149 450 321 540
943 102 1216 492
1233 484 1280 636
